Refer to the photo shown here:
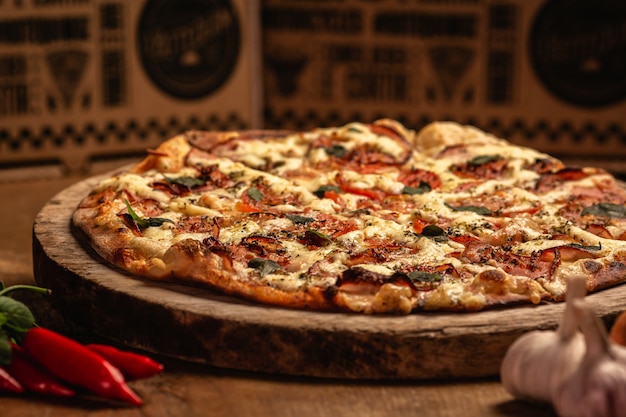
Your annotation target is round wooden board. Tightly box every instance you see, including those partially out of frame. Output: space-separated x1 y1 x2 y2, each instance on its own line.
32 174 626 380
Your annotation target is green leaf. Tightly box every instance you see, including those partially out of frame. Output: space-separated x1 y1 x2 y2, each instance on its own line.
421 225 445 237
325 144 347 158
407 271 443 283
313 185 341 198
125 200 149 228
569 242 602 251
164 175 206 188
349 208 370 216
304 229 332 247
125 200 174 229
0 297 35 334
286 214 315 224
0 334 11 366
402 182 431 195
144 217 175 227
417 224 448 243
581 203 626 218
445 203 492 216
468 154 501 166
247 187 265 202
248 258 280 277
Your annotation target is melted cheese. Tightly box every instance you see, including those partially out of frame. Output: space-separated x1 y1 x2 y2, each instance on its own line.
341 123 408 159
169 198 222 217
220 220 262 244
97 173 170 203
81 119 626 314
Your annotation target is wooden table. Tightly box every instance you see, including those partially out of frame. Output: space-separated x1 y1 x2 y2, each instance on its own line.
0 169 558 416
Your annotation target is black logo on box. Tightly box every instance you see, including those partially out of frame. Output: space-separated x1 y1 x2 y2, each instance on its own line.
138 0 240 99
529 0 626 108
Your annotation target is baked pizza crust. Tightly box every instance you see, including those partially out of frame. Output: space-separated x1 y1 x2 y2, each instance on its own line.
71 121 626 314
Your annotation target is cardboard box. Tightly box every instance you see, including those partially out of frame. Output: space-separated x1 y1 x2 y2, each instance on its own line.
3 0 625 178
0 0 261 174
261 0 626 173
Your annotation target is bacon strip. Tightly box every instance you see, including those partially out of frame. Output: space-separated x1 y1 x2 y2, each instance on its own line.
459 241 601 281
450 158 508 180
534 167 589 193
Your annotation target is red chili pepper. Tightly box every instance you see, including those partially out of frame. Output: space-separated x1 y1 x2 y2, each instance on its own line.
235 200 261 213
6 344 75 397
0 367 24 394
21 327 142 406
86 344 164 380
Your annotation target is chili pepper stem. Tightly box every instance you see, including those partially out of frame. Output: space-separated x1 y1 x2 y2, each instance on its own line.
0 285 50 298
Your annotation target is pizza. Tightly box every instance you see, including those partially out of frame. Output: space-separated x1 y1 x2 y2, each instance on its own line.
71 120 626 314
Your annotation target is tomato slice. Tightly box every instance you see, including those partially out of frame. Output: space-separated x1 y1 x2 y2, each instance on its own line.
235 201 261 213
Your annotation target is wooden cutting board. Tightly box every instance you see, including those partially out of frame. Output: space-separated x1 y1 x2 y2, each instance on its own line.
32 174 626 380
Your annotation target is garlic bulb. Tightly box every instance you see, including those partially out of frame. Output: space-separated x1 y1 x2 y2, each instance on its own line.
609 309 626 346
500 275 587 402
553 299 626 417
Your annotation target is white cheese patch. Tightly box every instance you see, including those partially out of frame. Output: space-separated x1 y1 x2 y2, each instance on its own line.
169 198 223 217
171 233 210 244
97 173 169 203
220 220 262 244
361 216 409 242
340 170 405 194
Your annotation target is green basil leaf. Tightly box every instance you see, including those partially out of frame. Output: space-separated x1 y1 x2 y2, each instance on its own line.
286 214 315 224
407 271 443 283
247 187 264 202
248 258 280 277
304 229 332 247
469 154 501 166
0 297 35 333
125 200 149 228
421 224 445 236
124 200 173 229
581 203 626 218
445 203 492 216
349 208 370 216
569 242 602 251
145 217 175 227
325 144 347 158
164 175 206 188
418 224 448 242
402 182 431 195
313 185 341 199
0 334 11 365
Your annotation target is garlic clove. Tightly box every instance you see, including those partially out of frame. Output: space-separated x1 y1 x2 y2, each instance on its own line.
500 330 585 402
553 299 626 417
500 274 588 403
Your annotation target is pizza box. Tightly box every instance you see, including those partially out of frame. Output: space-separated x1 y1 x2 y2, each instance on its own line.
3 0 625 181
261 0 626 176
0 0 262 176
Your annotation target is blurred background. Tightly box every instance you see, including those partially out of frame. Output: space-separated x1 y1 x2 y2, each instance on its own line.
1 0 625 179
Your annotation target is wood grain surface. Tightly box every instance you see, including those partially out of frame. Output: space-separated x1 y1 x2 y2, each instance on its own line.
32 174 626 381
